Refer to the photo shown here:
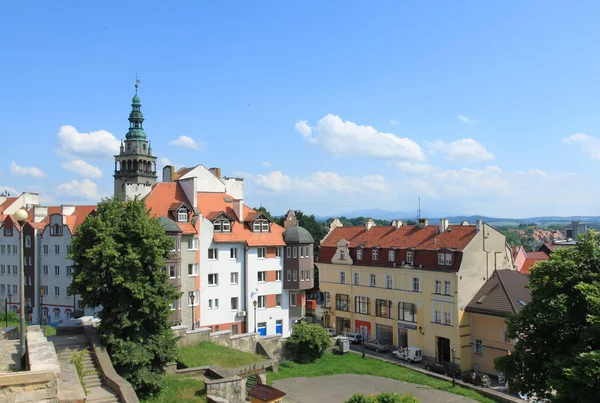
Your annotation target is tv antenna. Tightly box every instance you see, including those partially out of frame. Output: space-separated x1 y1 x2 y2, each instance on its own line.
417 197 421 220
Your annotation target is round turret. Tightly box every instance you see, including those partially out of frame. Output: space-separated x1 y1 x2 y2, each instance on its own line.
283 226 314 244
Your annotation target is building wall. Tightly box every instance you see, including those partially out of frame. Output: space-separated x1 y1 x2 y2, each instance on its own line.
0 220 20 313
469 313 513 376
180 233 198 329
179 165 227 193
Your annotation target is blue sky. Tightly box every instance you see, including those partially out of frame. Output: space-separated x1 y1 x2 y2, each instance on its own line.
2 1 600 218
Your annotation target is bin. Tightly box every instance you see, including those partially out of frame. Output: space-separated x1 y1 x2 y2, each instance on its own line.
339 339 350 354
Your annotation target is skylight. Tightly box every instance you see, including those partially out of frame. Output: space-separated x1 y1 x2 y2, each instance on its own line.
477 295 487 304
519 300 527 306
224 197 232 203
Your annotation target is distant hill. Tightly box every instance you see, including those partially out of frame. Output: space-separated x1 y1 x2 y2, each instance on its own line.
313 209 600 226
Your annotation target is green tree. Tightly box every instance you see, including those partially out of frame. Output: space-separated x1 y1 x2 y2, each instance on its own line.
495 230 600 402
68 196 179 398
286 322 331 363
294 210 327 253
253 205 283 226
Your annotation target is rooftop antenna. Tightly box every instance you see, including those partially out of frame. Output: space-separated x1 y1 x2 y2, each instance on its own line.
135 73 140 91
417 197 421 220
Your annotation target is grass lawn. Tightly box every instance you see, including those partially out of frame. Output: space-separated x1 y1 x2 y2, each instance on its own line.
140 374 206 403
267 353 496 403
177 341 266 369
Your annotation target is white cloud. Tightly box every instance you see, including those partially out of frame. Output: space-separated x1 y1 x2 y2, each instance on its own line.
169 136 204 151
10 161 46 178
562 133 600 159
261 162 273 167
458 114 476 123
389 119 399 125
391 162 436 174
56 125 120 159
253 170 388 195
55 179 99 200
297 114 425 161
427 138 494 163
60 160 103 178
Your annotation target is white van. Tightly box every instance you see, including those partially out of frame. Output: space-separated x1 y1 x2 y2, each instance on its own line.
392 347 423 363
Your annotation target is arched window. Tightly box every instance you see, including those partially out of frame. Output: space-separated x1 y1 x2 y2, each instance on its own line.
25 236 31 248
65 309 72 319
53 308 60 319
42 307 49 318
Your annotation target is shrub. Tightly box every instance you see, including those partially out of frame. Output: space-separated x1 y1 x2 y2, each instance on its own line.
285 322 331 363
1 311 19 323
346 393 373 403
345 392 420 403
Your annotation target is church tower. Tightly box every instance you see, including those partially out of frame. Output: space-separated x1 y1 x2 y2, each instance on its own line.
113 80 157 199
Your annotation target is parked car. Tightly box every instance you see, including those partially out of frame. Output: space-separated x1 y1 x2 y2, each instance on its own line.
462 371 491 388
344 332 364 344
324 327 337 337
362 340 391 353
424 361 460 377
392 347 423 363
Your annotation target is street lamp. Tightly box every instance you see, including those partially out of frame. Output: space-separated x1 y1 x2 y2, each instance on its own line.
5 293 12 328
190 293 195 330
451 347 457 387
14 208 28 365
253 300 257 333
39 286 45 326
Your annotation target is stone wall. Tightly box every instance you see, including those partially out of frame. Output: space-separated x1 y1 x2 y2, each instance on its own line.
205 366 245 403
1 326 18 340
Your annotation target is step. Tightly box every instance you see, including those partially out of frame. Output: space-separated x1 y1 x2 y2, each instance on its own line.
85 397 119 403
84 386 119 402
85 379 103 388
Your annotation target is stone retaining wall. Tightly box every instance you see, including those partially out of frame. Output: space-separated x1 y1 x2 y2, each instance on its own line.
1 326 18 340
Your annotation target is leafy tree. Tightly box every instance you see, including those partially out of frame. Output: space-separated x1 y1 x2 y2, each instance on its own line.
495 230 600 402
294 210 327 253
345 392 420 403
68 197 179 398
286 322 331 363
345 394 372 403
254 205 282 226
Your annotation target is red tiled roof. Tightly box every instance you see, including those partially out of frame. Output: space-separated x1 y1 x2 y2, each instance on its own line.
145 182 197 234
320 224 478 251
247 384 286 401
173 166 196 180
519 251 550 276
197 193 285 246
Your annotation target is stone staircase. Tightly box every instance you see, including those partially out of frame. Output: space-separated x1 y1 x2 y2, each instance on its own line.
50 335 121 403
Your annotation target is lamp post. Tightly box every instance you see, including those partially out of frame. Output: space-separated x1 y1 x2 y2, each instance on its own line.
5 293 12 328
253 300 257 333
190 293 195 330
451 347 457 387
14 208 28 365
39 286 44 326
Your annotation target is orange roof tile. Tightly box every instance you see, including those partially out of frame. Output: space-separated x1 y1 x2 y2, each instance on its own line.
144 182 197 234
174 166 196 180
198 192 285 246
519 251 550 275
320 224 478 251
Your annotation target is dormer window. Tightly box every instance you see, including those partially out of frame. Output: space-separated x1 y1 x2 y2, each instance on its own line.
372 248 379 260
50 224 62 236
252 218 270 233
214 219 231 233
177 210 188 222
5 227 11 236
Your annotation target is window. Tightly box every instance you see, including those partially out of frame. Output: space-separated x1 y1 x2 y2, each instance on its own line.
50 224 62 235
230 247 238 259
43 265 48 275
170 299 178 311
208 299 212 309
434 310 441 323
275 270 282 281
168 265 177 278
261 221 269 232
258 295 266 308
222 220 231 232
276 247 282 258
475 338 483 354
13 285 17 294
292 247 297 258
258 271 266 282
388 249 395 262
54 286 60 296
286 247 291 258
376 299 392 318
339 271 346 284
231 297 238 310
54 245 60 255
12 266 17 275
412 277 420 292
54 266 60 276
188 237 198 250
230 272 238 284
66 245 71 254
54 309 60 318
25 236 31 248
6 228 11 236
370 274 376 287
253 219 270 232
214 220 231 232
355 296 370 315
354 272 360 285
0 284 4 294
214 299 219 309
356 248 363 260
438 253 445 265
386 275 393 289
435 280 442 294
208 274 218 286
286 270 291 281
398 302 417 322
406 250 414 264
188 291 199 306
339 249 346 260
293 270 298 281
214 220 221 232
444 312 451 325
372 248 379 260
502 329 512 344
41 285 48 296
66 266 73 276
177 210 188 222
276 294 281 307
335 294 350 311
290 293 297 307
444 280 451 295
0 265 4 275
43 245 48 255
445 253 453 265
257 247 266 259
299 246 304 258
0 245 4 254
188 264 198 276
12 245 17 254
208 248 218 260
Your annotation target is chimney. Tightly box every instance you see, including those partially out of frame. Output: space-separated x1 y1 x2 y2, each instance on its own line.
61 205 76 216
365 219 375 231
33 206 48 223
209 167 221 180
162 165 174 182
476 220 483 232
233 199 244 223
418 218 428 228
439 218 449 233
392 219 403 229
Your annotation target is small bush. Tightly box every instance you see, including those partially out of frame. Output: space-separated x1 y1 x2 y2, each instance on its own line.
286 323 331 363
1 311 19 323
345 392 420 403
346 393 372 403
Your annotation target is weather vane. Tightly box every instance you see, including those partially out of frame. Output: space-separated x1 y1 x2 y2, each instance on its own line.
135 73 140 90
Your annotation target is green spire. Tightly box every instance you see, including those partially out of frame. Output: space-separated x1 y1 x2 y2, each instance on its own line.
125 78 147 140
